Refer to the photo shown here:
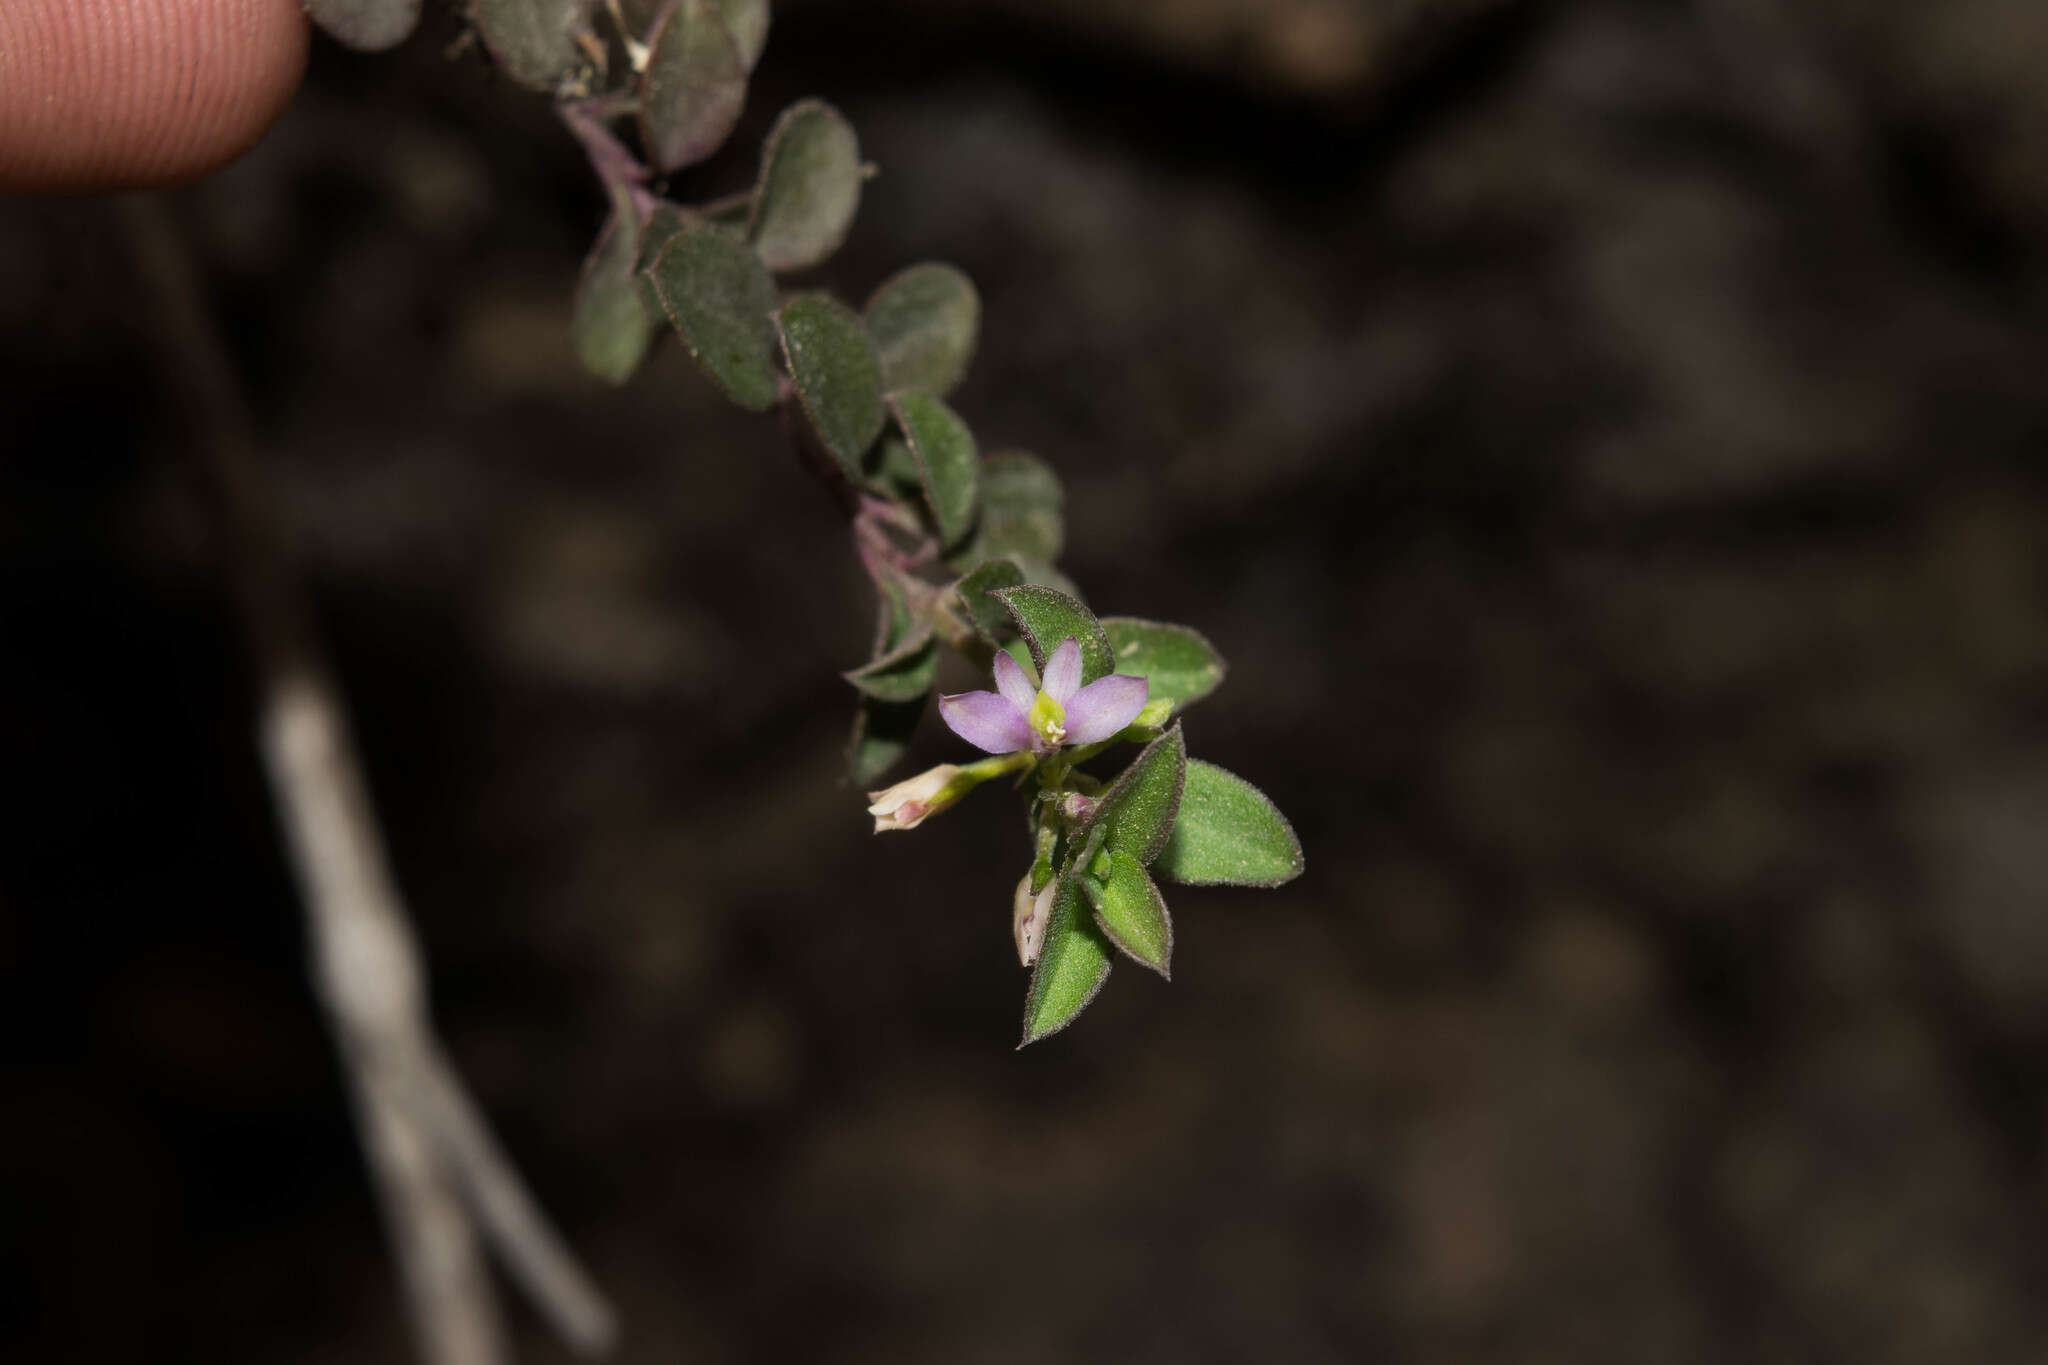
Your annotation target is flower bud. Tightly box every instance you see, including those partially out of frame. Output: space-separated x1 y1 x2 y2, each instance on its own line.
1012 872 1056 966
866 764 966 832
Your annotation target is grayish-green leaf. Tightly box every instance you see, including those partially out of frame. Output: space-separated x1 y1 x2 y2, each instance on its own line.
712 0 770 68
1020 876 1113 1047
888 392 979 548
844 628 938 703
635 202 690 274
949 450 1064 577
1076 724 1186 867
849 695 924 785
994 585 1113 683
1099 617 1226 713
865 263 979 397
1155 760 1304 888
868 435 923 500
776 293 885 473
306 0 422 50
572 207 659 386
639 0 746 172
472 0 590 91
952 560 1026 644
749 99 862 273
646 225 779 411
1082 849 1173 978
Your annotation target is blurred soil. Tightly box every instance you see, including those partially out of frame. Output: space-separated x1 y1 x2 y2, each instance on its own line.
4 0 2048 1360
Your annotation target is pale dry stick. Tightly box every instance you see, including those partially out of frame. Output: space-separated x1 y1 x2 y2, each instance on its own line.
118 195 618 1364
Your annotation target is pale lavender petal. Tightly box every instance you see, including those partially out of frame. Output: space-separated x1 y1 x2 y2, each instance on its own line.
1041 637 1083 703
992 647 1036 715
1062 674 1151 745
939 690 1036 754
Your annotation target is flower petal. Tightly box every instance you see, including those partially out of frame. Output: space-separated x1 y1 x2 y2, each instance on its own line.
939 689 1037 754
992 647 1036 716
1041 636 1083 703
1061 673 1151 745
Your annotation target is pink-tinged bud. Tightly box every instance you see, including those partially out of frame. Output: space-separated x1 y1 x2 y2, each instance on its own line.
867 764 966 832
1012 873 1056 966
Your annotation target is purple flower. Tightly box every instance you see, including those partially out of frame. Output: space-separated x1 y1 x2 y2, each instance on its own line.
939 637 1150 757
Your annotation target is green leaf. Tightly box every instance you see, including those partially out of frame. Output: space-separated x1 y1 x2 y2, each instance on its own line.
1020 875 1114 1047
888 392 979 548
572 205 659 386
749 99 862 274
1155 760 1304 888
849 694 924 785
844 630 938 703
867 435 923 500
951 560 1026 644
1099 618 1226 713
776 293 886 474
1081 848 1173 978
865 263 979 397
1076 723 1186 866
305 0 421 50
472 0 588 91
634 202 690 275
711 0 769 69
993 585 1114 683
646 225 779 412
639 0 746 173
948 450 1064 581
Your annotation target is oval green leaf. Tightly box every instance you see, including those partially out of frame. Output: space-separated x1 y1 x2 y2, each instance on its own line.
1020 876 1114 1047
472 0 588 91
1155 760 1304 888
849 694 924 785
1081 848 1173 978
646 225 779 412
1076 723 1186 867
993 584 1113 683
305 0 421 50
777 293 885 473
951 560 1026 644
572 207 658 386
1099 617 1226 713
844 630 938 703
712 0 770 69
865 263 979 397
889 392 979 549
749 99 862 274
639 0 747 173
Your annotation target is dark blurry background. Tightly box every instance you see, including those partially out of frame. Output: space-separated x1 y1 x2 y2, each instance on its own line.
7 0 2048 1359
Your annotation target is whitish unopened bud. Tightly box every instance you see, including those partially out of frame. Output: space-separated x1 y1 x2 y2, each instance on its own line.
867 764 966 832
1012 872 1056 966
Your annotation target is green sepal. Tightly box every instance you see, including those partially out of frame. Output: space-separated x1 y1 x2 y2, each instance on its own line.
645 224 779 412
1071 723 1186 867
951 560 1026 645
572 202 659 386
865 263 979 397
1098 617 1226 713
888 391 979 549
1080 848 1173 978
472 0 587 91
1154 760 1304 888
749 99 862 274
1019 875 1114 1047
993 584 1114 684
638 0 747 173
776 293 886 476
